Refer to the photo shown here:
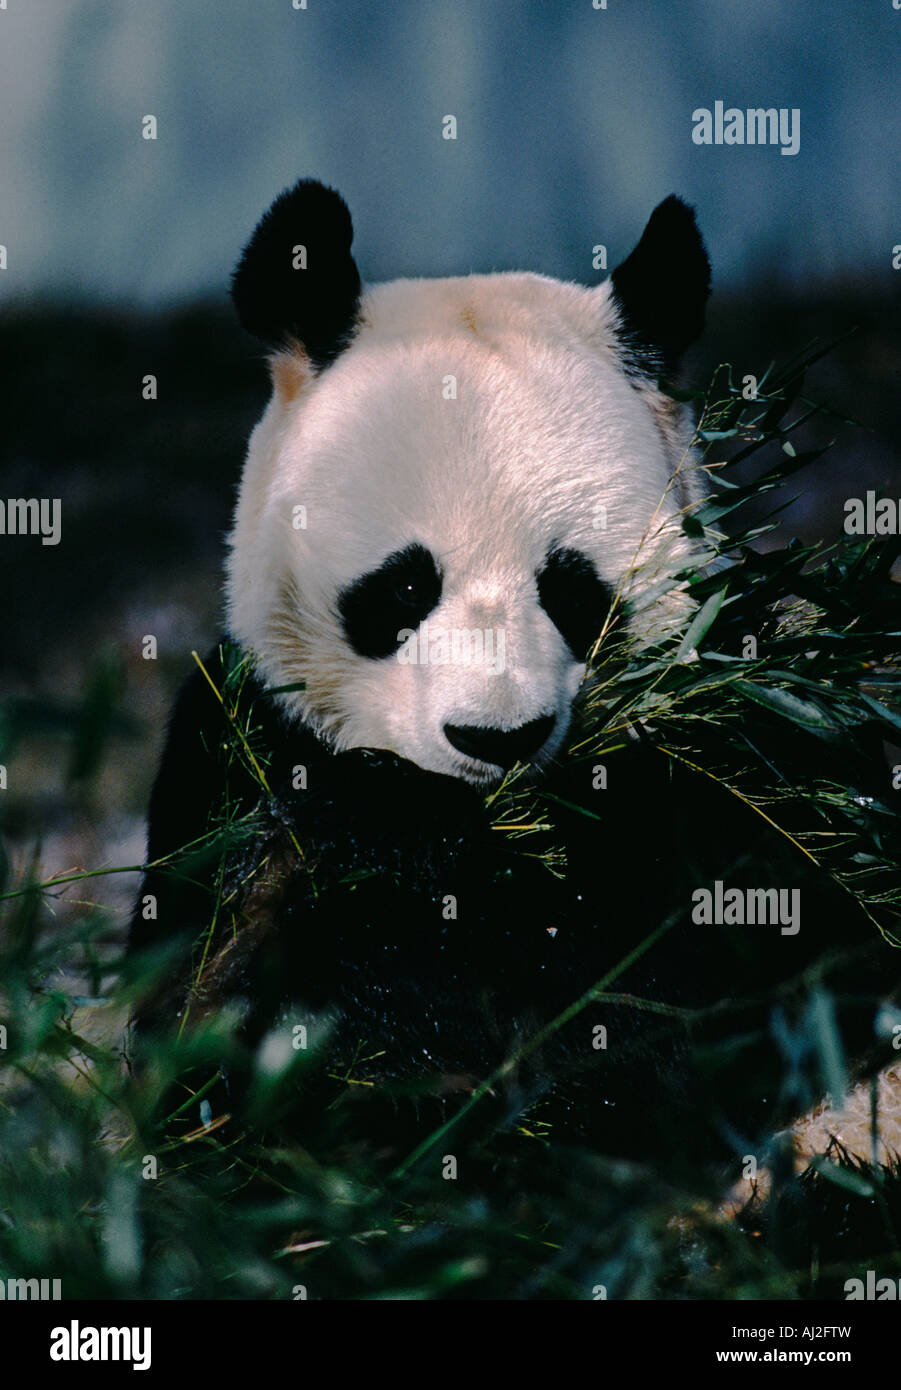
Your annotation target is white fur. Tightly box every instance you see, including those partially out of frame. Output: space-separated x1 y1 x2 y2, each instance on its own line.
226 271 702 784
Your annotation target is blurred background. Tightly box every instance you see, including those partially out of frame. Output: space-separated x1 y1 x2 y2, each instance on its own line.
0 0 899 925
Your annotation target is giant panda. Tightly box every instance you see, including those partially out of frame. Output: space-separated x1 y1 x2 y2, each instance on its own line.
130 179 893 1183
224 179 708 780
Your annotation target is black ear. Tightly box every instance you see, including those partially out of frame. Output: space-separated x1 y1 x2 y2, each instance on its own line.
609 196 711 378
231 179 362 369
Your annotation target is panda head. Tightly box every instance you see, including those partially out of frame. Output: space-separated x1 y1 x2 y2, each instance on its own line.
226 179 711 787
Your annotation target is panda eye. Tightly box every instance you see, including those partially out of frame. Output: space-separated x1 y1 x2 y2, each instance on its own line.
338 543 443 659
394 577 425 606
537 546 614 659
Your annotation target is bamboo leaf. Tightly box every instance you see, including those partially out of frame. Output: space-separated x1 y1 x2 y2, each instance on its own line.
676 588 726 661
733 680 839 730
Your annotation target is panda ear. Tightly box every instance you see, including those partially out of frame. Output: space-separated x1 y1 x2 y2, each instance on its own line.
609 196 711 378
231 179 362 370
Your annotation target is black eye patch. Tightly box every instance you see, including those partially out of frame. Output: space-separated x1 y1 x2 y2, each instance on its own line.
537 546 614 659
338 543 443 659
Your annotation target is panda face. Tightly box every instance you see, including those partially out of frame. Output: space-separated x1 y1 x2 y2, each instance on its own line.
226 183 711 785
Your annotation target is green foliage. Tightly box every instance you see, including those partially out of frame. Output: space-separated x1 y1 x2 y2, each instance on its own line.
550 359 898 928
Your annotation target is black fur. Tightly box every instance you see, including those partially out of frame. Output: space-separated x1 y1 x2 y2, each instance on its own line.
338 543 443 659
131 638 890 1173
610 195 711 378
537 546 615 659
230 178 361 367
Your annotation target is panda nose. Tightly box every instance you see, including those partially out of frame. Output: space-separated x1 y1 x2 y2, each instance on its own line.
443 714 556 769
